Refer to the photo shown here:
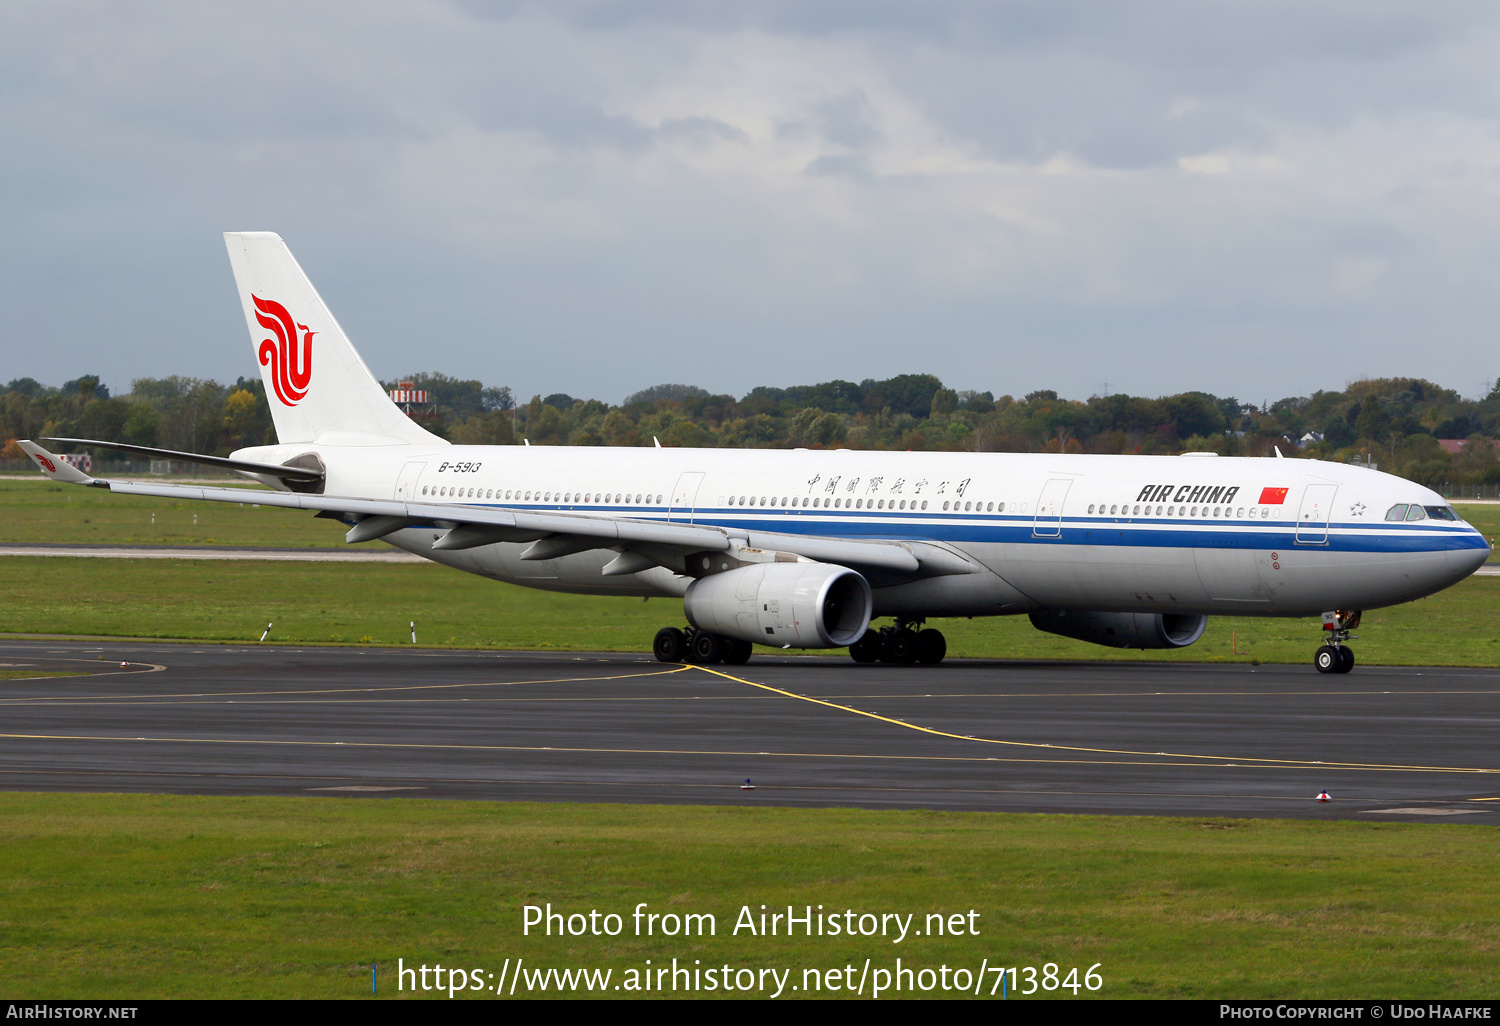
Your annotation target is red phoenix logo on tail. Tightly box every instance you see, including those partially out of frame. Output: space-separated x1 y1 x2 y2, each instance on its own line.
252 295 315 406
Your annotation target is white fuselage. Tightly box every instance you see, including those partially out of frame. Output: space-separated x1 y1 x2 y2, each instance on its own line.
237 441 1490 620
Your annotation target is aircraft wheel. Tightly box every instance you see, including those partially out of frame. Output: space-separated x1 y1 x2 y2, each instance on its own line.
1314 645 1339 673
1336 646 1355 674
885 629 919 665
654 627 687 663
723 638 753 665
848 631 881 663
691 630 725 665
915 628 947 665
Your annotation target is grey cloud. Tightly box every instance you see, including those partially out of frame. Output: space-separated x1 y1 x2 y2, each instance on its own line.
803 154 874 180
815 91 883 149
1 1 1499 404
657 116 749 144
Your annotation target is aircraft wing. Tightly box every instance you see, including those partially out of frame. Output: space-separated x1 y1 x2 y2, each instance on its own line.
16 441 972 579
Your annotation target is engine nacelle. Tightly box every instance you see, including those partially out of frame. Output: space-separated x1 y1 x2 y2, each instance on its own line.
684 562 872 649
1029 611 1207 650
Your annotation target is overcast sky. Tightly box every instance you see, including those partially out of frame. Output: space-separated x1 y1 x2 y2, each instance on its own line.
4 1 1500 406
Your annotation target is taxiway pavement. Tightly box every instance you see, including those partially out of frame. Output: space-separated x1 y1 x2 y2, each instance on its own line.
0 640 1496 822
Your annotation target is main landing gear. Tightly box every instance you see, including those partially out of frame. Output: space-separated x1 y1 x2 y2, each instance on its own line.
849 619 947 665
653 626 752 666
1313 610 1360 674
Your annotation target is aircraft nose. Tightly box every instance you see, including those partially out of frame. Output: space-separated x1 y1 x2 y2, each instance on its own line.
1448 536 1491 578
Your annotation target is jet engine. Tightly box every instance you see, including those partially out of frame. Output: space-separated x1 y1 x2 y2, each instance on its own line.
684 562 872 649
1029 611 1207 650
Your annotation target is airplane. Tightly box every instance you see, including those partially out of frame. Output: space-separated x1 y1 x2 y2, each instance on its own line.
17 232 1491 673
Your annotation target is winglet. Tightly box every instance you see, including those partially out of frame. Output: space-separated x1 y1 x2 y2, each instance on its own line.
16 440 96 484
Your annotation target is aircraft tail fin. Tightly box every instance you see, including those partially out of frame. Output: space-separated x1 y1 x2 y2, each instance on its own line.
222 232 443 446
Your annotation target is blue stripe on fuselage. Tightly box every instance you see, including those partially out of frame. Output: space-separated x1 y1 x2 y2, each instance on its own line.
438 503 1487 555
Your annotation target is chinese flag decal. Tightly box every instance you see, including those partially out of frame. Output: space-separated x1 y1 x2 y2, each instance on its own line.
1258 486 1289 505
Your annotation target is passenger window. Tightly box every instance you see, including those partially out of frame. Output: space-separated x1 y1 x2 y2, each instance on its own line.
1088 504 1095 513
1110 505 1117 515
1405 505 1428 521
943 501 951 510
921 501 928 510
998 502 1005 512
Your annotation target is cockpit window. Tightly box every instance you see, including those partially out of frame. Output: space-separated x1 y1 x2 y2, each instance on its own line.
1384 504 1408 521
1424 505 1458 522
1404 505 1428 522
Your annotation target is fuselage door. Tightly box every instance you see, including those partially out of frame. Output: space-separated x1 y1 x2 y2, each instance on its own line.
1295 483 1338 545
1033 479 1073 538
394 461 426 501
669 471 706 523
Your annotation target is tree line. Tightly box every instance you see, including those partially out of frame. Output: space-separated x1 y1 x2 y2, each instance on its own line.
4 369 1499 488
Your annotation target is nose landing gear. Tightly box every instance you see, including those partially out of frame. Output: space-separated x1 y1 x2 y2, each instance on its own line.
1314 610 1360 674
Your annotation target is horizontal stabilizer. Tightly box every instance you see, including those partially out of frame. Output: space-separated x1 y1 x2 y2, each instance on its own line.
45 437 323 482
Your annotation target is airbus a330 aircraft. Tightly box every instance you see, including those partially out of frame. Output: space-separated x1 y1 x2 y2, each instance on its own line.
19 233 1491 673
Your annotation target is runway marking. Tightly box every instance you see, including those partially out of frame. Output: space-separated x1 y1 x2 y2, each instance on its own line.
693 665 1500 776
0 665 692 704
0 658 166 682
15 684 1500 708
0 731 1493 775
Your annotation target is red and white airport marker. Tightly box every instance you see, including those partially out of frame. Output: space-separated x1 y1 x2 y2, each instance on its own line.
1316 791 1331 803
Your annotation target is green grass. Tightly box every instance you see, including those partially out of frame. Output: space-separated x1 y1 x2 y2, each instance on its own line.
0 792 1494 999
1454 502 1500 559
1 478 1496 664
0 669 86 680
1 555 1498 665
0 478 362 549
